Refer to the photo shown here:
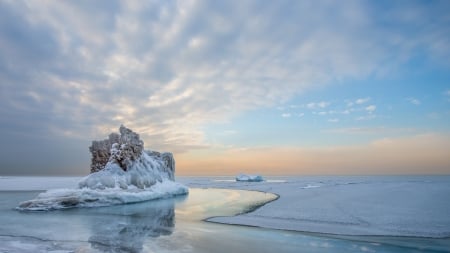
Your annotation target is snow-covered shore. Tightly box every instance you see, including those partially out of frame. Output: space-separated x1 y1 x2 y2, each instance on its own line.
179 176 450 238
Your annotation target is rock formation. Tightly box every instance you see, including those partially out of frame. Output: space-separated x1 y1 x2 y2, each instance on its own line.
89 125 144 173
17 125 187 210
82 125 177 189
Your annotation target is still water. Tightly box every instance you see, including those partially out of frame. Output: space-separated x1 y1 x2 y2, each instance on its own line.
0 189 448 253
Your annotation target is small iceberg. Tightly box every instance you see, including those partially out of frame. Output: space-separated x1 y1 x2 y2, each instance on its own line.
236 174 264 182
18 125 188 211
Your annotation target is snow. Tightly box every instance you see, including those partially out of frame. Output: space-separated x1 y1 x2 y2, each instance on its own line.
179 176 450 238
235 174 264 182
16 149 188 210
17 180 188 211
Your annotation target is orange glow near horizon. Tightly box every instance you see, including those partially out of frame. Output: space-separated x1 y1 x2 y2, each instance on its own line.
175 133 450 176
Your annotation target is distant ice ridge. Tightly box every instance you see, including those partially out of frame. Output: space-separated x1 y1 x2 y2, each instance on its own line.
236 174 264 182
18 125 188 211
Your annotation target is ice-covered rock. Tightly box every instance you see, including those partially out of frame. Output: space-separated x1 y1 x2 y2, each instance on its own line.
18 125 188 210
236 174 264 182
89 125 144 173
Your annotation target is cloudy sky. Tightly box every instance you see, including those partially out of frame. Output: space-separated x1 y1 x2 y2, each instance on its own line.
0 0 449 176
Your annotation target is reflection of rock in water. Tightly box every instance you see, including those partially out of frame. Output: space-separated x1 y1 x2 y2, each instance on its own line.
88 196 181 253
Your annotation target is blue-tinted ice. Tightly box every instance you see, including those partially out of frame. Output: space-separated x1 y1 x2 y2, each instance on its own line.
1 188 449 253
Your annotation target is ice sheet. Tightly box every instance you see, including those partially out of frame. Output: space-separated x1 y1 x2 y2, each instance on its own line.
0 176 82 191
179 176 450 238
3 176 450 238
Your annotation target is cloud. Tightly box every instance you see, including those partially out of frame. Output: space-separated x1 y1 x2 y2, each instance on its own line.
428 112 441 119
281 113 291 118
355 97 371 105
306 101 330 110
0 1 449 174
328 118 339 123
298 113 305 117
346 97 371 108
341 109 351 115
406 97 421 105
1 1 381 152
324 127 416 135
356 115 376 121
221 130 237 135
365 105 377 113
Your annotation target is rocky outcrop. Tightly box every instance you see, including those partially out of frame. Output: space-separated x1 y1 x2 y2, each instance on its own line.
85 125 177 188
17 125 187 210
89 133 120 173
89 125 145 173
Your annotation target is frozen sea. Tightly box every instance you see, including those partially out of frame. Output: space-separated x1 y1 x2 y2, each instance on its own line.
0 176 449 253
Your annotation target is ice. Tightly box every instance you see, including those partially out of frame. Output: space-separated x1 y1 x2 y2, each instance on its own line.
17 160 188 210
17 181 188 211
8 175 450 238
17 126 188 210
300 184 322 189
2 178 450 252
78 152 175 190
0 176 81 191
235 174 264 182
179 176 450 238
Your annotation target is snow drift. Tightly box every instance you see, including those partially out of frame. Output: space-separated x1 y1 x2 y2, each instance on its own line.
18 125 188 211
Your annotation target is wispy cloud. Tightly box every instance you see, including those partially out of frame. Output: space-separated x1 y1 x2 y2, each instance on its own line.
346 97 370 107
406 97 421 105
356 115 376 121
428 112 441 119
355 97 371 105
365 105 377 113
328 118 339 123
281 113 292 118
1 1 390 153
221 130 237 135
0 1 449 174
306 101 330 110
324 127 416 135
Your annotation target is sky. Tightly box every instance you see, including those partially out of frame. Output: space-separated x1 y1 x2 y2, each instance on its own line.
0 0 449 176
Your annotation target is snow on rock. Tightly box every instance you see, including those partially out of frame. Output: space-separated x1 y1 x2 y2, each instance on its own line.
18 125 188 211
236 174 264 182
90 125 145 173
